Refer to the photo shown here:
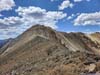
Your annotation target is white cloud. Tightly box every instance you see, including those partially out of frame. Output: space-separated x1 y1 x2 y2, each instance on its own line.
0 27 24 39
67 14 75 20
50 0 58 2
74 0 82 2
0 0 15 11
74 0 91 2
16 6 67 29
0 6 67 39
0 17 24 29
59 0 91 10
0 16 26 39
59 0 73 10
74 12 100 26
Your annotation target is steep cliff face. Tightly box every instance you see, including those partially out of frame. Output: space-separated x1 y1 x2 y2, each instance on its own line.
0 25 100 75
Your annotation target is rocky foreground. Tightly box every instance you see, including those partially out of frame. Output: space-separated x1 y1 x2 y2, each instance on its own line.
0 25 100 75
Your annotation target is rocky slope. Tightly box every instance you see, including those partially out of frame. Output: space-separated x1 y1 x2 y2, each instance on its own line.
0 25 100 75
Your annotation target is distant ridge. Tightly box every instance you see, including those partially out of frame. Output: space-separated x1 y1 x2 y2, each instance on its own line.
0 38 13 48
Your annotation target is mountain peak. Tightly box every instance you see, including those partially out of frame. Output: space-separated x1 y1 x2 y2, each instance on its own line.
27 24 54 32
20 24 58 41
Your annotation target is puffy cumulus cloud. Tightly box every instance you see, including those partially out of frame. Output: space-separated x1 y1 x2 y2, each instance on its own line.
74 0 91 2
0 17 24 29
16 6 67 29
0 16 26 39
16 6 46 19
58 0 91 10
74 0 82 2
74 12 100 26
50 0 58 2
59 0 73 10
0 6 67 39
0 0 15 11
67 13 80 20
67 14 75 20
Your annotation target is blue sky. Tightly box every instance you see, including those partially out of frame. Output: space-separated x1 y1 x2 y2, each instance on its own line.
0 0 100 39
